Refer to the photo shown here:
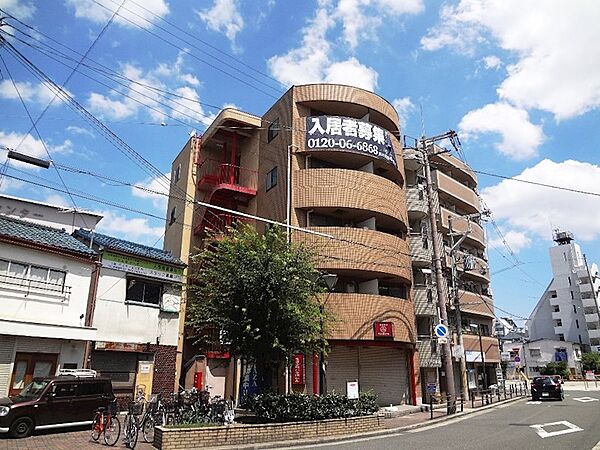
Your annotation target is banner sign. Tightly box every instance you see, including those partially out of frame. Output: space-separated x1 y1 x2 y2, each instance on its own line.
292 353 305 385
374 321 394 338
103 251 183 283
305 116 397 168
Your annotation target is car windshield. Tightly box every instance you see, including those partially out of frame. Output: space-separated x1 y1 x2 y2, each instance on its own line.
534 377 556 386
13 380 49 399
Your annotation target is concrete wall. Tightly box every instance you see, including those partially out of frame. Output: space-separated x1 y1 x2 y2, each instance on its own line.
93 267 179 346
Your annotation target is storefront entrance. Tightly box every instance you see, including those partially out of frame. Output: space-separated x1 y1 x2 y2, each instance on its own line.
9 352 58 396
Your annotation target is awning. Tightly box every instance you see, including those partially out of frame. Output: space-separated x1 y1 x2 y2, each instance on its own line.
466 351 483 362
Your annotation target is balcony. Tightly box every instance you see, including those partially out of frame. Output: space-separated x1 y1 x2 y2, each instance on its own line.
433 170 479 215
197 158 257 203
413 285 436 316
294 226 412 282
459 290 494 318
0 273 71 300
588 329 600 339
463 334 500 362
439 207 485 249
431 151 477 186
580 283 593 293
294 168 407 228
403 146 423 171
193 211 255 236
325 292 416 343
446 250 490 283
416 337 441 368
553 325 564 335
408 234 432 266
551 311 562 320
582 297 598 308
585 312 600 323
406 187 428 218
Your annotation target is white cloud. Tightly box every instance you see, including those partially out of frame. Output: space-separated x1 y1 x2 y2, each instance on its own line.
44 193 70 207
392 97 415 129
198 0 244 46
66 126 95 138
0 0 36 19
131 173 170 212
0 80 65 106
482 55 502 70
87 54 208 124
458 102 545 160
481 159 600 241
65 0 169 29
96 210 164 244
422 0 600 121
324 58 379 91
0 131 72 169
488 230 531 253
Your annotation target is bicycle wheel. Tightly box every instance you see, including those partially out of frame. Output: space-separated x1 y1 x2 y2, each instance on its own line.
142 415 155 443
124 415 139 449
90 413 102 441
103 415 121 446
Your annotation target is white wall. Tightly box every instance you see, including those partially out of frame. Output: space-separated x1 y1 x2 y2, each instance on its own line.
524 340 581 376
0 242 94 329
93 268 179 346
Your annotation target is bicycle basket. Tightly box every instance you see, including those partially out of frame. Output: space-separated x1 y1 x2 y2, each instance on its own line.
108 399 119 414
128 401 144 415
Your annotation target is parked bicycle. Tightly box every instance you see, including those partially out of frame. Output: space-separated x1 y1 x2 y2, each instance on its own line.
140 394 164 443
123 400 143 449
91 399 120 446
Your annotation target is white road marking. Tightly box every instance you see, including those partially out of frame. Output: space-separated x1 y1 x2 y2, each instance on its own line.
272 432 404 449
573 397 599 403
530 421 583 439
526 401 542 405
592 439 600 450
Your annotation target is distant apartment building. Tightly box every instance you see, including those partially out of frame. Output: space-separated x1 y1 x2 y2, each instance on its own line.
403 141 499 398
528 230 600 353
517 339 582 379
164 84 419 406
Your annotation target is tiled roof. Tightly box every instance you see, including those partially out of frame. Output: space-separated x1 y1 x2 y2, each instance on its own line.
0 215 97 256
73 229 184 266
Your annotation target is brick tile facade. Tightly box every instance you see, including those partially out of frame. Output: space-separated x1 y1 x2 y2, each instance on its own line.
150 344 177 396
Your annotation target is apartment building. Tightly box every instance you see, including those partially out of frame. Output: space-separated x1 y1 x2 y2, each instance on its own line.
164 84 419 406
403 141 499 398
528 230 600 353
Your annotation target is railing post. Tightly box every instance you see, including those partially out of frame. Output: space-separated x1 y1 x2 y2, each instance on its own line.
460 395 464 413
430 396 433 420
447 395 451 416
471 392 475 409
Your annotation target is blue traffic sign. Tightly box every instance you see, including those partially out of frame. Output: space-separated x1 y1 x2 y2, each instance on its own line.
434 323 449 338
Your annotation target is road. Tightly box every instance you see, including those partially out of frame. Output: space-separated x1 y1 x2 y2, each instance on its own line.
282 390 600 450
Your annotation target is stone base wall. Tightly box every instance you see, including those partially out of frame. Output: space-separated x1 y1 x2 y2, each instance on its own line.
153 415 383 449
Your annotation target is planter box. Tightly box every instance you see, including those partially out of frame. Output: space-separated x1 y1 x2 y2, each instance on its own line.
153 414 383 449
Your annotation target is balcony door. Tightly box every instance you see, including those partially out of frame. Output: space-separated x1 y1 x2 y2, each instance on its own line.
9 352 58 396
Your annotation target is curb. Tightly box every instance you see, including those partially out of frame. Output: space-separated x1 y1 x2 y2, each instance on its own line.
202 395 528 450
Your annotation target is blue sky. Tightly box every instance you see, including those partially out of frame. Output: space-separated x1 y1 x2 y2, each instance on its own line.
1 0 600 325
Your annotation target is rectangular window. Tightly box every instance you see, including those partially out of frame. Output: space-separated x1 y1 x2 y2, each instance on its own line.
573 304 577 313
553 305 560 312
529 349 541 357
169 206 177 225
267 118 280 142
570 290 574 299
0 260 66 291
126 277 162 305
266 167 278 191
578 334 583 344
173 164 181 183
568 276 571 286
558 333 565 341
576 319 580 329
556 319 562 327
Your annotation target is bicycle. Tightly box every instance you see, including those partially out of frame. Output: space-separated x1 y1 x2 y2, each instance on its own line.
140 394 163 443
123 400 143 449
91 399 120 446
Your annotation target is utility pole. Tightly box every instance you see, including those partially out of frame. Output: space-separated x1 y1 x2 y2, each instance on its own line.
448 216 470 401
421 131 458 414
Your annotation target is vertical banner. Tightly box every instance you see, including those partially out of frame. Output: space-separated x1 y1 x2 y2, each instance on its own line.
292 353 305 385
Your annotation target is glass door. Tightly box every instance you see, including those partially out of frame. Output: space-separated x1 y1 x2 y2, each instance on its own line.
9 353 58 396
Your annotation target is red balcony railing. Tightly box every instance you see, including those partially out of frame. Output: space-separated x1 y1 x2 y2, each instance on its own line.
197 158 257 197
194 211 256 236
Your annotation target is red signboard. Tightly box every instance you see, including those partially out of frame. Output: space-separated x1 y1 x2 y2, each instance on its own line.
374 322 394 338
292 353 305 385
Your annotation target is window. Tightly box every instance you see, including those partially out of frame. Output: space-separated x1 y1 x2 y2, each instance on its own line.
529 349 541 357
267 118 280 142
558 333 565 341
568 276 571 286
576 319 580 329
570 290 574 299
553 305 560 313
578 334 583 344
173 164 181 183
555 319 562 327
126 278 162 305
0 259 66 292
52 383 78 398
169 206 177 225
573 305 577 313
266 167 278 191
379 284 407 299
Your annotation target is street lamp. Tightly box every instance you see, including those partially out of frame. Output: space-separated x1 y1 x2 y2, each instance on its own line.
319 273 338 395
469 323 488 390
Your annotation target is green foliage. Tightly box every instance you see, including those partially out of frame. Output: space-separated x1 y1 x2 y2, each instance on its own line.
539 361 570 378
244 391 379 422
581 352 600 372
187 225 331 369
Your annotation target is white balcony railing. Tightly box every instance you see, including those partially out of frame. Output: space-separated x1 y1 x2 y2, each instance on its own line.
0 273 71 298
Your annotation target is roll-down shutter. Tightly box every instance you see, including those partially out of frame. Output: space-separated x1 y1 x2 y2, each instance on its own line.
0 335 16 396
326 346 359 396
359 347 409 406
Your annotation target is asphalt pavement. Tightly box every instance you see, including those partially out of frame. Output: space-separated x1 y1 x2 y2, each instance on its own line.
280 390 600 450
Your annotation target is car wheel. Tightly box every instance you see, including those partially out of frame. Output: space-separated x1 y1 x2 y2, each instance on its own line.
10 417 34 438
532 396 539 401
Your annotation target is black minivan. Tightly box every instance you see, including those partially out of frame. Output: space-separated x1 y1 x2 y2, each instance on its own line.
0 372 114 438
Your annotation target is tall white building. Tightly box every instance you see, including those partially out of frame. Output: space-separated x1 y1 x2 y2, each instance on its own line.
528 230 600 353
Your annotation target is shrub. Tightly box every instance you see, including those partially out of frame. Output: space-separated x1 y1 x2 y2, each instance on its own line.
539 361 570 378
244 391 379 423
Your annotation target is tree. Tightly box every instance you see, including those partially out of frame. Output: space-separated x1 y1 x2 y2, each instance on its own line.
187 225 331 391
581 352 600 373
539 361 570 378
